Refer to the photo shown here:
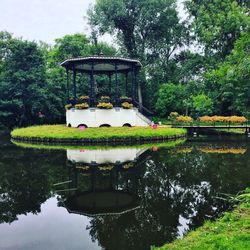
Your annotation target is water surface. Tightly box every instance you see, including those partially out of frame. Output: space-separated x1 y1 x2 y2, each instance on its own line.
0 135 249 250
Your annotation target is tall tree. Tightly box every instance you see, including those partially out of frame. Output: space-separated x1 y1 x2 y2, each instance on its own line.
205 33 250 117
0 32 47 128
88 0 187 106
185 0 250 59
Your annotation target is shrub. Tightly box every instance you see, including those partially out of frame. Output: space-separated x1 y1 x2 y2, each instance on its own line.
169 112 179 121
99 96 110 103
176 115 193 123
65 104 73 110
199 116 247 123
229 116 247 123
120 96 132 103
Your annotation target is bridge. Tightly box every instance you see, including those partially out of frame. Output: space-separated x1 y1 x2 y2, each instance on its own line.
173 125 250 135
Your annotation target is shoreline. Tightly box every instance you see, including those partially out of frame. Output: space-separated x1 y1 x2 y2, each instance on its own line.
11 125 186 145
154 190 250 250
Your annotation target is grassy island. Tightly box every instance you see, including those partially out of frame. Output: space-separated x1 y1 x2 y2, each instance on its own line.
11 125 186 144
154 190 250 250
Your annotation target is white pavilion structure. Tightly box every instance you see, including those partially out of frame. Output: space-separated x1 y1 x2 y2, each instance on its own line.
61 56 151 128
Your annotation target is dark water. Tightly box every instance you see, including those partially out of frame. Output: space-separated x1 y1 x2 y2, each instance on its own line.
0 135 249 250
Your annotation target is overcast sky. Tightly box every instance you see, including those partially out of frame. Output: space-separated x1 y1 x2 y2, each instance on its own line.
0 0 96 44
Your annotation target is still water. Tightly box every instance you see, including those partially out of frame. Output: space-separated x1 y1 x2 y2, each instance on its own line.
0 135 249 250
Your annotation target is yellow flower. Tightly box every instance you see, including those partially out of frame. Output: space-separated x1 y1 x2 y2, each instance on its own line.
75 103 89 109
176 115 193 123
79 95 90 99
199 116 247 123
121 102 133 109
98 165 114 171
97 102 113 109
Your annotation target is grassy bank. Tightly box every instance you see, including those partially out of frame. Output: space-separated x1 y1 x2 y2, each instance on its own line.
215 128 246 134
154 189 250 250
11 125 186 143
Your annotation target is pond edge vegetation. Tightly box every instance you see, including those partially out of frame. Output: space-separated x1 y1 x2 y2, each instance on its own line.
154 189 250 250
11 125 187 145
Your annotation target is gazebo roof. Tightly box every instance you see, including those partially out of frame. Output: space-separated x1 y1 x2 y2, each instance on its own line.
61 56 142 73
64 190 140 217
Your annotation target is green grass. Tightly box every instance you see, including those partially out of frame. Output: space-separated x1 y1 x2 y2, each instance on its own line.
153 190 250 250
12 138 186 150
11 125 186 140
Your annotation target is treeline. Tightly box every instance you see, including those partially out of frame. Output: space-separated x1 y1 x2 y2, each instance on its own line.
0 32 115 128
0 0 249 129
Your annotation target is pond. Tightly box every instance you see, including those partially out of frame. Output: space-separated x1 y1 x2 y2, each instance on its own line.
0 135 249 250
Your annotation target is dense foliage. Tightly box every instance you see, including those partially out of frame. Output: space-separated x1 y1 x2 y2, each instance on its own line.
0 0 249 129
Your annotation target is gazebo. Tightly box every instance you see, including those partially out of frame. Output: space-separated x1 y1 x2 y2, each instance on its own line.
61 55 151 128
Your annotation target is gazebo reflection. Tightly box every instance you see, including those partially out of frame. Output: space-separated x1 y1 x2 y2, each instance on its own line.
59 147 148 216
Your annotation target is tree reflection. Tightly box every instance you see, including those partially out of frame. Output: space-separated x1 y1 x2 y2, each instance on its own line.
0 137 68 223
84 142 250 250
0 136 249 250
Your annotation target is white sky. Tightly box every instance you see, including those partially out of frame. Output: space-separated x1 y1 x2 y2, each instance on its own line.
0 0 96 44
0 0 186 46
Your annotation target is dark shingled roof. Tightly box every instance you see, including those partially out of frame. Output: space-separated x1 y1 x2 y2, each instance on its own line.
61 56 142 73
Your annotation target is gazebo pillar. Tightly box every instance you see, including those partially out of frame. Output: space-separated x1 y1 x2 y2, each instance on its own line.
125 72 128 96
89 63 95 107
108 73 112 94
66 68 69 101
72 66 76 102
134 67 138 103
132 65 136 104
134 67 141 105
115 63 119 106
134 68 142 111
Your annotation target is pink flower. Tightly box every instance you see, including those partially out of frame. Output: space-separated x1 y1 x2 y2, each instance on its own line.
152 124 158 129
79 125 86 130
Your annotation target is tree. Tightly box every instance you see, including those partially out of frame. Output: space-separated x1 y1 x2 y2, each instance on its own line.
88 0 187 107
205 33 250 117
88 0 185 59
0 32 47 128
0 32 116 128
191 93 213 117
155 83 186 116
185 0 250 59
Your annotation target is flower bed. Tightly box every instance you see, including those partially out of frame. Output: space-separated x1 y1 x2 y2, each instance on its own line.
97 102 113 109
176 115 193 123
121 102 133 109
199 115 247 124
75 103 89 109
